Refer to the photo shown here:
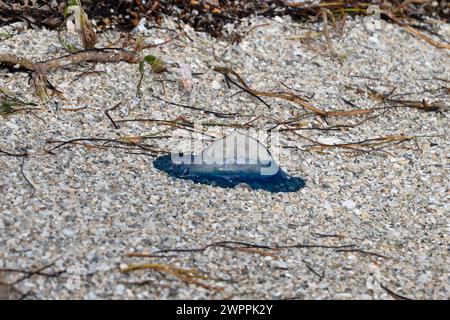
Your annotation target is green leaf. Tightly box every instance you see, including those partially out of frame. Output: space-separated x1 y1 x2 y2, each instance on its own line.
136 61 146 97
143 55 166 73
1 100 12 114
136 55 166 96
143 55 156 64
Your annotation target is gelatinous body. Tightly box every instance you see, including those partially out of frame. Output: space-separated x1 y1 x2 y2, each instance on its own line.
154 131 305 193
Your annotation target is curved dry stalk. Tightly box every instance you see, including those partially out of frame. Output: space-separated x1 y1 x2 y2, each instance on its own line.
214 66 382 117
120 263 223 291
384 10 450 50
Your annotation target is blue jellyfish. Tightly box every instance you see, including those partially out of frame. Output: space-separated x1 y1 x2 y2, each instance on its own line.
153 131 305 193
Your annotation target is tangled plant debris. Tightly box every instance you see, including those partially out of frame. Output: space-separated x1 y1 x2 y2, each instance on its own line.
1 0 449 46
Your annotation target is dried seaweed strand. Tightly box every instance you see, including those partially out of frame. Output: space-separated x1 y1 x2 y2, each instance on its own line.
335 248 388 259
290 131 416 156
20 156 36 198
304 261 325 279
380 283 413 300
384 10 450 50
0 148 27 157
321 8 340 59
151 94 238 118
45 137 163 155
0 50 141 101
7 261 58 286
153 240 358 255
0 50 140 72
214 66 384 117
120 263 223 291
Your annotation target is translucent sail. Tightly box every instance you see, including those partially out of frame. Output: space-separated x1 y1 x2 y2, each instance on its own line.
189 131 279 177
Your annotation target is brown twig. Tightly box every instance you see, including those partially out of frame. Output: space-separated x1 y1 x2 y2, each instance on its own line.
335 248 389 259
8 260 59 286
304 261 325 279
152 240 358 255
37 49 141 71
126 252 177 259
214 66 397 117
20 156 36 198
0 50 141 101
0 148 28 157
151 94 238 118
0 50 140 73
45 137 163 155
312 232 345 239
120 263 223 291
392 0 434 14
104 102 121 129
0 268 65 278
380 283 413 300
384 10 450 50
321 8 340 59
